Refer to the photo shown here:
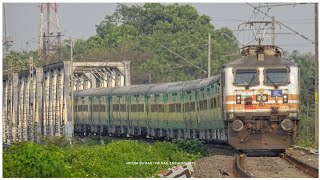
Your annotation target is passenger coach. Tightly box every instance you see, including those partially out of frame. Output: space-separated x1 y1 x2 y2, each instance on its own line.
74 45 300 151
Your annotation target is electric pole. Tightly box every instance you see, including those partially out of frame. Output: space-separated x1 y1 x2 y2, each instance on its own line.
208 33 211 78
70 40 74 138
314 3 318 150
272 16 276 46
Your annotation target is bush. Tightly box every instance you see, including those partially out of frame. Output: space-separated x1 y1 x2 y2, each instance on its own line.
3 142 67 178
173 139 208 156
3 140 199 178
39 135 71 147
296 136 315 148
63 140 199 177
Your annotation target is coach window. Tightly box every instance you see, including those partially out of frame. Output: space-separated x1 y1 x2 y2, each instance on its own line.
234 69 258 87
264 68 289 86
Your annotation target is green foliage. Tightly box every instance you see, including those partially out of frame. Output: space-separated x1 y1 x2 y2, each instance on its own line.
63 141 199 178
173 139 208 156
296 134 315 148
63 3 239 84
298 114 315 148
3 51 41 75
3 4 239 84
288 51 315 143
3 140 199 178
289 51 315 109
39 135 71 147
3 141 67 178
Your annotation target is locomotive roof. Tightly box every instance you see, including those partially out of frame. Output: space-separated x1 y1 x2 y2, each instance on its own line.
74 75 220 97
223 55 297 68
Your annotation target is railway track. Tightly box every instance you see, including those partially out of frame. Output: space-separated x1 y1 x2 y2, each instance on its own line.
233 154 254 178
233 152 318 178
281 152 318 178
76 136 318 178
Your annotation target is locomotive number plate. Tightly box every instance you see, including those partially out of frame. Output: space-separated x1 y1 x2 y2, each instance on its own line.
271 90 282 97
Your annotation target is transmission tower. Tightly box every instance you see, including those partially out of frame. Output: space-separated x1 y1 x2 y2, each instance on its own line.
3 4 13 57
38 3 62 65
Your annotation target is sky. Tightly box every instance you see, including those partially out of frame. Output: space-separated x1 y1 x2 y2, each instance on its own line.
3 3 316 54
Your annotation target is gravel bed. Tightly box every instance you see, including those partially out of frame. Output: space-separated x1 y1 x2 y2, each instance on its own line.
192 155 235 178
192 145 237 178
244 157 312 178
286 148 319 168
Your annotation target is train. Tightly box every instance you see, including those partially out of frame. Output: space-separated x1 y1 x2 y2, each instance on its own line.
74 45 300 151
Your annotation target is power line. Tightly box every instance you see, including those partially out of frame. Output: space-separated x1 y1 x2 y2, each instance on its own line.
211 18 314 23
211 10 256 47
280 22 313 24
211 17 247 22
243 38 257 46
277 43 313 46
247 3 315 44
256 3 308 8
219 31 244 46
159 43 208 74
280 19 313 22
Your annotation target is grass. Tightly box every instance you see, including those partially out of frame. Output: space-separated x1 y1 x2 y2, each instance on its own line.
3 138 201 178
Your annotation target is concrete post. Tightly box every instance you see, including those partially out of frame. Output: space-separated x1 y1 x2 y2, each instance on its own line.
3 78 8 143
12 73 19 143
123 61 131 86
63 62 73 138
35 67 44 140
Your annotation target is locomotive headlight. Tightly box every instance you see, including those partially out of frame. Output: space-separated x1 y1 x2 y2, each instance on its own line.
232 119 244 132
236 95 241 104
283 94 288 103
281 119 293 131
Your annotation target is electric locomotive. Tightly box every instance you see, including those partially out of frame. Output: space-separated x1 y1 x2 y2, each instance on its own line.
73 45 300 151
223 45 300 150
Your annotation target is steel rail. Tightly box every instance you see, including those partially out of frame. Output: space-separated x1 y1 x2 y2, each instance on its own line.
281 153 319 178
233 154 254 178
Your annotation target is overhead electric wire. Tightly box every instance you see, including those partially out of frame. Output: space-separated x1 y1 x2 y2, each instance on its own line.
247 3 315 44
256 3 308 8
210 9 256 47
257 4 271 31
159 43 208 74
243 38 257 46
220 32 244 46
277 43 313 46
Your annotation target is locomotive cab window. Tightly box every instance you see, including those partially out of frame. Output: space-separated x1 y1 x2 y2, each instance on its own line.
264 68 289 85
234 69 258 86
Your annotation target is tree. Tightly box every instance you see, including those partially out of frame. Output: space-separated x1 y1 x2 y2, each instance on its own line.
72 3 239 84
3 51 40 75
288 50 315 143
289 50 315 109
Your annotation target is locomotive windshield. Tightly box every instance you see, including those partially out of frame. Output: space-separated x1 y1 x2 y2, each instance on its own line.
234 69 258 86
265 68 289 84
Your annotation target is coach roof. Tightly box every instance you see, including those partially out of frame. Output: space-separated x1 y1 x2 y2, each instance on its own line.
74 75 221 97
